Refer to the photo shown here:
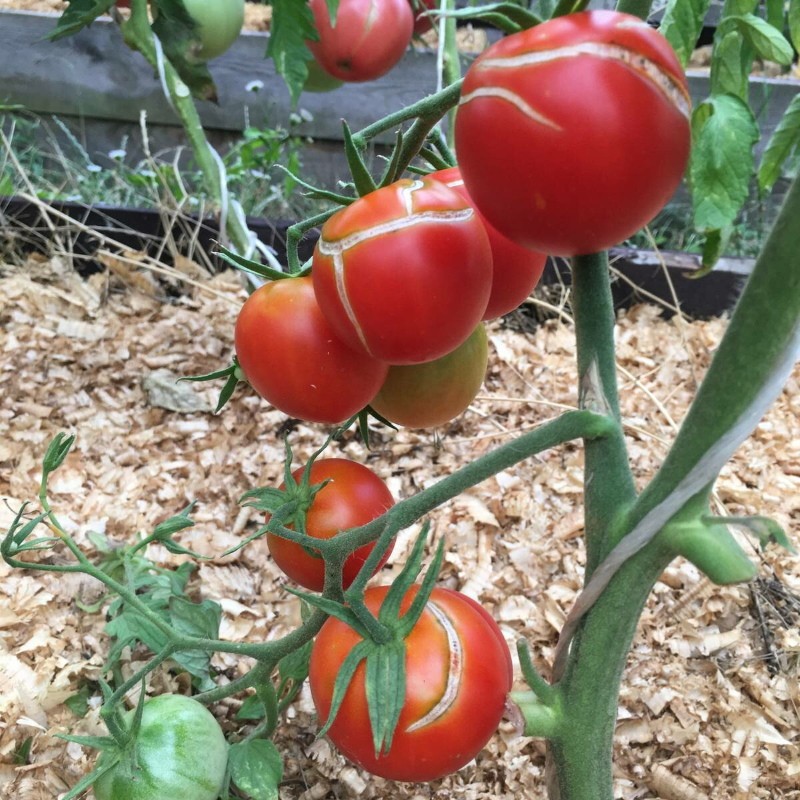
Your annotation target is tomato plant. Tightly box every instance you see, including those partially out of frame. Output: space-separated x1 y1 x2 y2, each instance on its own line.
93 694 228 800
370 323 488 428
308 584 512 781
267 458 395 591
307 0 414 82
312 176 493 365
431 167 548 319
234 277 388 424
303 58 345 93
454 9 691 257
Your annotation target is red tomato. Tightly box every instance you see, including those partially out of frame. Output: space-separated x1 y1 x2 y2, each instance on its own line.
267 458 395 592
307 0 414 82
410 0 439 34
454 10 691 257
309 585 512 781
370 323 488 428
234 277 388 424
312 176 493 365
432 167 548 319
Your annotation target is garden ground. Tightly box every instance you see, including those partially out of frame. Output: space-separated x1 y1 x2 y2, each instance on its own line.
0 250 798 800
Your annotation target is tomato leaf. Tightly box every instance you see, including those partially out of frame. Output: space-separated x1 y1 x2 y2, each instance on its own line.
279 639 313 685
717 13 795 65
229 740 283 800
48 0 114 40
365 640 406 755
659 0 713 67
689 94 759 233
267 0 318 106
790 0 800 52
758 94 800 195
710 29 753 100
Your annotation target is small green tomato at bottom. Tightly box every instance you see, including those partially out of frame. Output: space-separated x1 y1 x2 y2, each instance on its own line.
93 694 228 800
370 324 489 428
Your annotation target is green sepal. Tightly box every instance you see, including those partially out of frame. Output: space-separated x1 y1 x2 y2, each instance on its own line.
54 733 118 751
704 515 796 554
665 519 757 584
285 588 372 639
365 640 406 755
378 130 406 188
215 244 296 281
179 358 244 413
58 756 120 800
1 504 54 559
342 121 378 197
272 165 356 207
317 638 374 738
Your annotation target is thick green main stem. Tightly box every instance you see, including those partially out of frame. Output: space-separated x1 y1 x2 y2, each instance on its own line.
570 253 637 574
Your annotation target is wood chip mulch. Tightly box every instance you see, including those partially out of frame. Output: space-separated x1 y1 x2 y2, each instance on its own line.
0 252 798 800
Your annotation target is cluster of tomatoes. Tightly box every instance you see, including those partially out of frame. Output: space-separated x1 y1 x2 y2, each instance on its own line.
261 453 514 781
101 8 694 796
234 169 548 428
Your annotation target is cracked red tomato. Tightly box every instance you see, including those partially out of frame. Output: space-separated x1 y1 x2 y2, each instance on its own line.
312 176 493 365
309 584 512 781
431 167 547 319
307 0 414 82
267 458 395 592
455 9 691 256
234 277 388 424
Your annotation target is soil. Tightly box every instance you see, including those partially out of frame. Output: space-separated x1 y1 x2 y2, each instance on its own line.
0 235 798 800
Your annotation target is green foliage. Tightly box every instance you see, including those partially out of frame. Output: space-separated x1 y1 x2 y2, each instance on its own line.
689 94 760 253
266 0 320 105
758 94 800 194
48 0 115 40
659 0 714 67
228 740 283 800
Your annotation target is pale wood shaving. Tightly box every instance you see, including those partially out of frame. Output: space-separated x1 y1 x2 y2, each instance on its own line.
0 257 797 800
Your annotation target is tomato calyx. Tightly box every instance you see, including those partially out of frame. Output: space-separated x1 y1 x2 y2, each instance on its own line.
299 526 445 756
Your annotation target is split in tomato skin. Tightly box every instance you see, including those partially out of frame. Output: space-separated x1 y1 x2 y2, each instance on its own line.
267 458 395 592
234 277 388 424
307 0 414 82
312 176 493 366
454 9 691 257
309 584 512 781
431 167 548 319
370 323 489 428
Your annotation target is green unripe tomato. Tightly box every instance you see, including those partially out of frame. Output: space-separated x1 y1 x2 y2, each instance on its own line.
182 0 245 62
370 324 489 428
93 694 228 800
303 58 345 93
